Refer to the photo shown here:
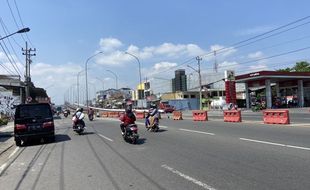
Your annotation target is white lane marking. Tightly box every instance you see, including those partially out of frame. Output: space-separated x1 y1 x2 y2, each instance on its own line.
179 128 215 136
240 138 310 151
8 147 19 159
98 134 113 142
161 164 217 190
0 163 8 175
135 121 168 129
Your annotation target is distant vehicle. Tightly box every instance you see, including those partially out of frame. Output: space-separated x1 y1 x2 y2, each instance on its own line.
56 106 62 115
159 103 175 113
14 103 55 146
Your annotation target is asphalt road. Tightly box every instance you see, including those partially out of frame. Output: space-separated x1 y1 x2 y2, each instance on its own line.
1 115 310 190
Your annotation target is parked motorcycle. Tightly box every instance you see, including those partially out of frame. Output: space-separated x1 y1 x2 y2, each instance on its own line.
146 115 159 132
123 124 139 144
72 112 85 135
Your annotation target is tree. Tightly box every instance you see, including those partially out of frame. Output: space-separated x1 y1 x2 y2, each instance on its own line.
292 61 310 72
277 61 310 72
277 67 291 72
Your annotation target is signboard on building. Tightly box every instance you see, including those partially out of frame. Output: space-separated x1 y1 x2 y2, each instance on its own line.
225 70 235 81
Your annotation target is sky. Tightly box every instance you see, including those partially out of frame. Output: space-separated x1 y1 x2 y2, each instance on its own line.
0 0 310 105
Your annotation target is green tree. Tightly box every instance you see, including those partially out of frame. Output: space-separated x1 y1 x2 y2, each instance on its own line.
277 67 291 72
277 61 310 72
291 61 310 72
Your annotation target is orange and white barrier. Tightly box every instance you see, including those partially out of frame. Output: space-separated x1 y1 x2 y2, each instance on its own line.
172 111 183 120
223 110 242 122
263 109 290 124
192 110 208 121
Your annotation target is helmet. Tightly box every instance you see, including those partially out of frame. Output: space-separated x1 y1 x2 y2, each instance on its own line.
125 105 132 113
76 108 83 112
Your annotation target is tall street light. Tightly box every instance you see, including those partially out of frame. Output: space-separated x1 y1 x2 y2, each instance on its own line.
85 51 103 108
77 70 84 107
125 52 142 89
95 77 105 90
106 70 118 89
0 27 30 41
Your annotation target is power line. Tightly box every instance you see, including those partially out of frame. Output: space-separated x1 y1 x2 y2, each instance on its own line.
200 45 310 73
206 34 310 70
6 0 27 43
150 15 310 75
13 0 35 47
0 60 15 75
0 17 23 48
0 42 22 76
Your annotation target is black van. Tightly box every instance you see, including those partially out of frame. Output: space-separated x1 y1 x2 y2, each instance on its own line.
14 103 55 146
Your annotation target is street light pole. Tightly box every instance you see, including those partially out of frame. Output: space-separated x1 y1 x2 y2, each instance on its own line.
0 27 30 41
106 70 118 89
125 52 142 88
77 70 84 107
85 51 103 108
1 27 31 103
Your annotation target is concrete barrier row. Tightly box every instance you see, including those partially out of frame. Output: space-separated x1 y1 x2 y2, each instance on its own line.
173 109 290 125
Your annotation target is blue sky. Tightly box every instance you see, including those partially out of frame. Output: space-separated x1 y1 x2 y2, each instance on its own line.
1 0 310 104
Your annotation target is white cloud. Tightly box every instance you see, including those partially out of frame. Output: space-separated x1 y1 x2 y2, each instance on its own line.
218 61 239 71
153 61 177 71
152 43 205 58
96 51 131 66
99 38 123 52
248 64 269 71
144 61 177 78
0 52 24 76
248 51 264 59
209 45 237 59
236 25 274 36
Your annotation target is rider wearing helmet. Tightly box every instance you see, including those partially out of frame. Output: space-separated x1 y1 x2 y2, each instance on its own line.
73 107 85 128
145 103 159 128
120 102 136 135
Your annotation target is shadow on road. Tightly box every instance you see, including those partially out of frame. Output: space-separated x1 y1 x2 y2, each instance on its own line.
156 129 167 133
136 138 146 145
0 132 13 142
21 134 71 147
80 131 95 135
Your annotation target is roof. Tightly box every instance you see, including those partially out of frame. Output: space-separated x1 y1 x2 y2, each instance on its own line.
235 70 310 83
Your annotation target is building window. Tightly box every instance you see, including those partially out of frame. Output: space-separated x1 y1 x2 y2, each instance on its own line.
191 95 195 98
184 95 189 98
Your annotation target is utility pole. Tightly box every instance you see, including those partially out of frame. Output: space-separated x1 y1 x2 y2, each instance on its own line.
214 50 218 73
196 56 202 110
22 41 36 102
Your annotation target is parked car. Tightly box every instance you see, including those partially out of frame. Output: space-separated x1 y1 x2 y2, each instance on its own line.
14 103 55 146
159 103 175 113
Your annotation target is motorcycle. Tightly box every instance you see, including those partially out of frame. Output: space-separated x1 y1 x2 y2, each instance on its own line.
63 110 69 118
72 112 85 135
145 115 159 132
88 113 94 121
123 124 139 144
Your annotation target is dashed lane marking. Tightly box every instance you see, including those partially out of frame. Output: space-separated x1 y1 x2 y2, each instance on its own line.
161 164 217 190
9 147 19 158
240 138 310 151
98 134 114 142
179 128 215 136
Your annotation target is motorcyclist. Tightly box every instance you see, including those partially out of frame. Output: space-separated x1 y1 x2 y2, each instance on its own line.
145 103 159 129
72 108 85 128
88 108 95 120
120 103 136 135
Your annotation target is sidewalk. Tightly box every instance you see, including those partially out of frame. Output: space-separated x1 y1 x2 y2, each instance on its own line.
0 122 14 156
